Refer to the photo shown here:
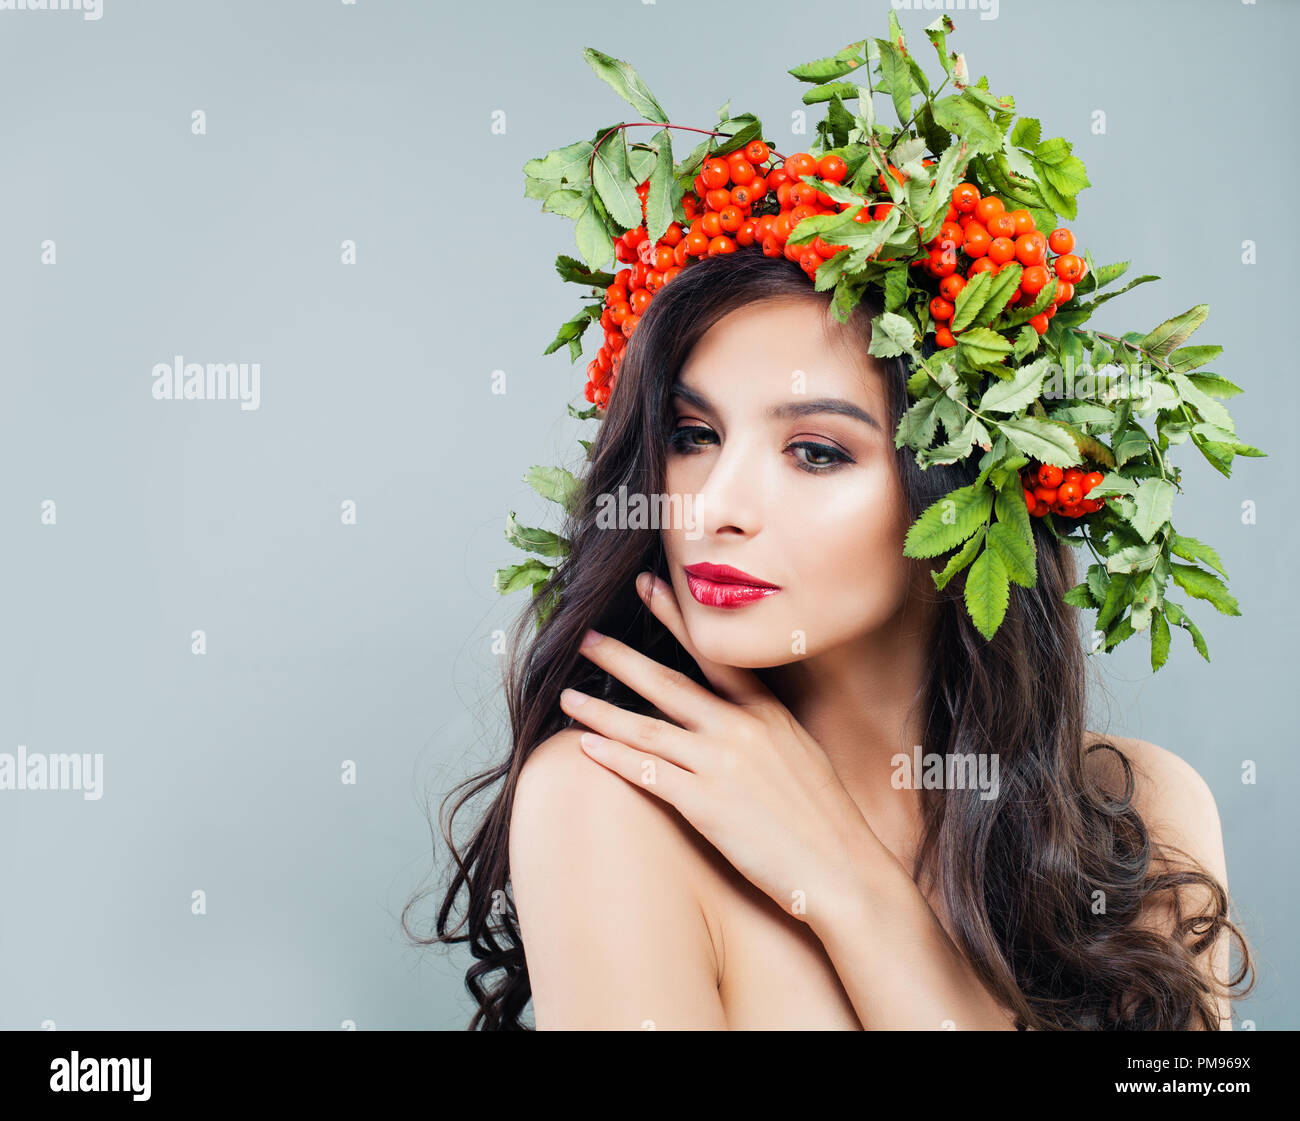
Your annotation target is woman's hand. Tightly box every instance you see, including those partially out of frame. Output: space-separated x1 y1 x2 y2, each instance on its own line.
558 571 899 933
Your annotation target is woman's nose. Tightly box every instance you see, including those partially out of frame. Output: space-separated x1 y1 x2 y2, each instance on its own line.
692 440 763 537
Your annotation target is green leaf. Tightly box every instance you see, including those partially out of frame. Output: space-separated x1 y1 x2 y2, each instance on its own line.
1186 371 1244 399
542 304 599 357
874 38 914 127
1086 564 1111 607
932 524 985 590
1104 614 1136 652
979 355 1051 414
524 140 596 186
1169 345 1223 372
494 557 554 595
524 465 582 514
867 311 918 358
965 544 1011 640
1063 582 1097 609
1096 572 1131 632
1170 532 1227 578
1009 117 1040 149
1034 137 1072 165
884 265 909 312
896 392 941 449
1013 324 1040 360
981 263 1025 323
553 255 615 287
802 80 861 106
997 417 1083 467
1139 304 1210 358
583 48 669 124
1070 274 1160 318
643 129 680 245
1038 154 1090 198
932 93 1003 154
903 482 994 559
1112 426 1149 468
591 130 643 231
1046 403 1116 431
918 412 989 466
1030 158 1076 220
1164 599 1210 662
1150 609 1171 671
956 326 1013 369
1128 573 1159 632
994 479 1035 564
1080 259 1129 293
924 15 956 77
573 191 614 271
1170 563 1241 616
788 41 869 84
1106 542 1161 574
950 270 993 332
1169 369 1236 434
505 511 569 558
987 520 1036 588
540 188 587 218
1129 478 1175 543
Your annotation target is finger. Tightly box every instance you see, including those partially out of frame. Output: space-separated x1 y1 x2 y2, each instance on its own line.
575 627 727 731
559 688 701 772
636 571 776 709
578 733 700 818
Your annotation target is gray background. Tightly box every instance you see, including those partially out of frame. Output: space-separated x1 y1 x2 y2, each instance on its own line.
0 0 1293 1030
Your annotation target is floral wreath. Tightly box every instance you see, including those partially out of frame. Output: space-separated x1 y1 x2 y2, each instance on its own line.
496 12 1263 671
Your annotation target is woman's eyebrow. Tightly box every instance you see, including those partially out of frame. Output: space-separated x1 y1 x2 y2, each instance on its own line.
671 383 881 432
768 398 881 432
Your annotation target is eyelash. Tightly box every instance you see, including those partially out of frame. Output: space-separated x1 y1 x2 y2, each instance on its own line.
667 424 854 474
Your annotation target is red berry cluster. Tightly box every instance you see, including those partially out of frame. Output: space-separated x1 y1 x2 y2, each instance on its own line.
587 142 863 409
585 150 1087 410
1021 461 1108 518
920 177 1086 348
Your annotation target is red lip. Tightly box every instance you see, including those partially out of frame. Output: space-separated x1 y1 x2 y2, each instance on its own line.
683 563 781 609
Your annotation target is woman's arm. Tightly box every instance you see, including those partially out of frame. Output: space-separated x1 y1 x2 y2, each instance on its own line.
509 728 727 1029
805 839 1019 1031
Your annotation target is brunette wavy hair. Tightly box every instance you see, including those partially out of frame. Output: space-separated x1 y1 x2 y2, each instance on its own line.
404 247 1254 1030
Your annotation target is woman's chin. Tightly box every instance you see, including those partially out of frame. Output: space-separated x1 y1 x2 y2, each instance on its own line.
685 620 805 670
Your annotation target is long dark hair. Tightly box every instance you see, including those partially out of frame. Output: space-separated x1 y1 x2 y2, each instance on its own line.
405 247 1254 1030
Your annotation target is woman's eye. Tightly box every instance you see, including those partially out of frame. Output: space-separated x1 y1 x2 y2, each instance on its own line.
789 441 852 473
668 424 717 452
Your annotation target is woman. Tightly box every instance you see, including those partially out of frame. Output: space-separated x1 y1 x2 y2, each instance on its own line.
410 248 1253 1030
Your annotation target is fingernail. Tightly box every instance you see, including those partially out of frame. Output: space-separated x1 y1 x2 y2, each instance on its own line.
580 629 603 649
561 688 588 707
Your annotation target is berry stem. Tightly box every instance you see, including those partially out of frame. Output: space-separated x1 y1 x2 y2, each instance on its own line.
588 122 787 182
883 76 951 157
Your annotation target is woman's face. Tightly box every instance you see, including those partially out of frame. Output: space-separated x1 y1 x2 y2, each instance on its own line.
660 297 927 669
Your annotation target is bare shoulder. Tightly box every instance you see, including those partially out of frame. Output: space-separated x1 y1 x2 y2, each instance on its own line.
508 726 725 1029
1083 729 1226 881
1084 729 1234 1027
512 726 715 879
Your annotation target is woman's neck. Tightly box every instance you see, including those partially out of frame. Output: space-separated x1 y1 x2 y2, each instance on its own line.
757 597 935 823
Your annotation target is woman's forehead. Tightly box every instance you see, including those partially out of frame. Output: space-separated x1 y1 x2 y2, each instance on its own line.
677 299 888 412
